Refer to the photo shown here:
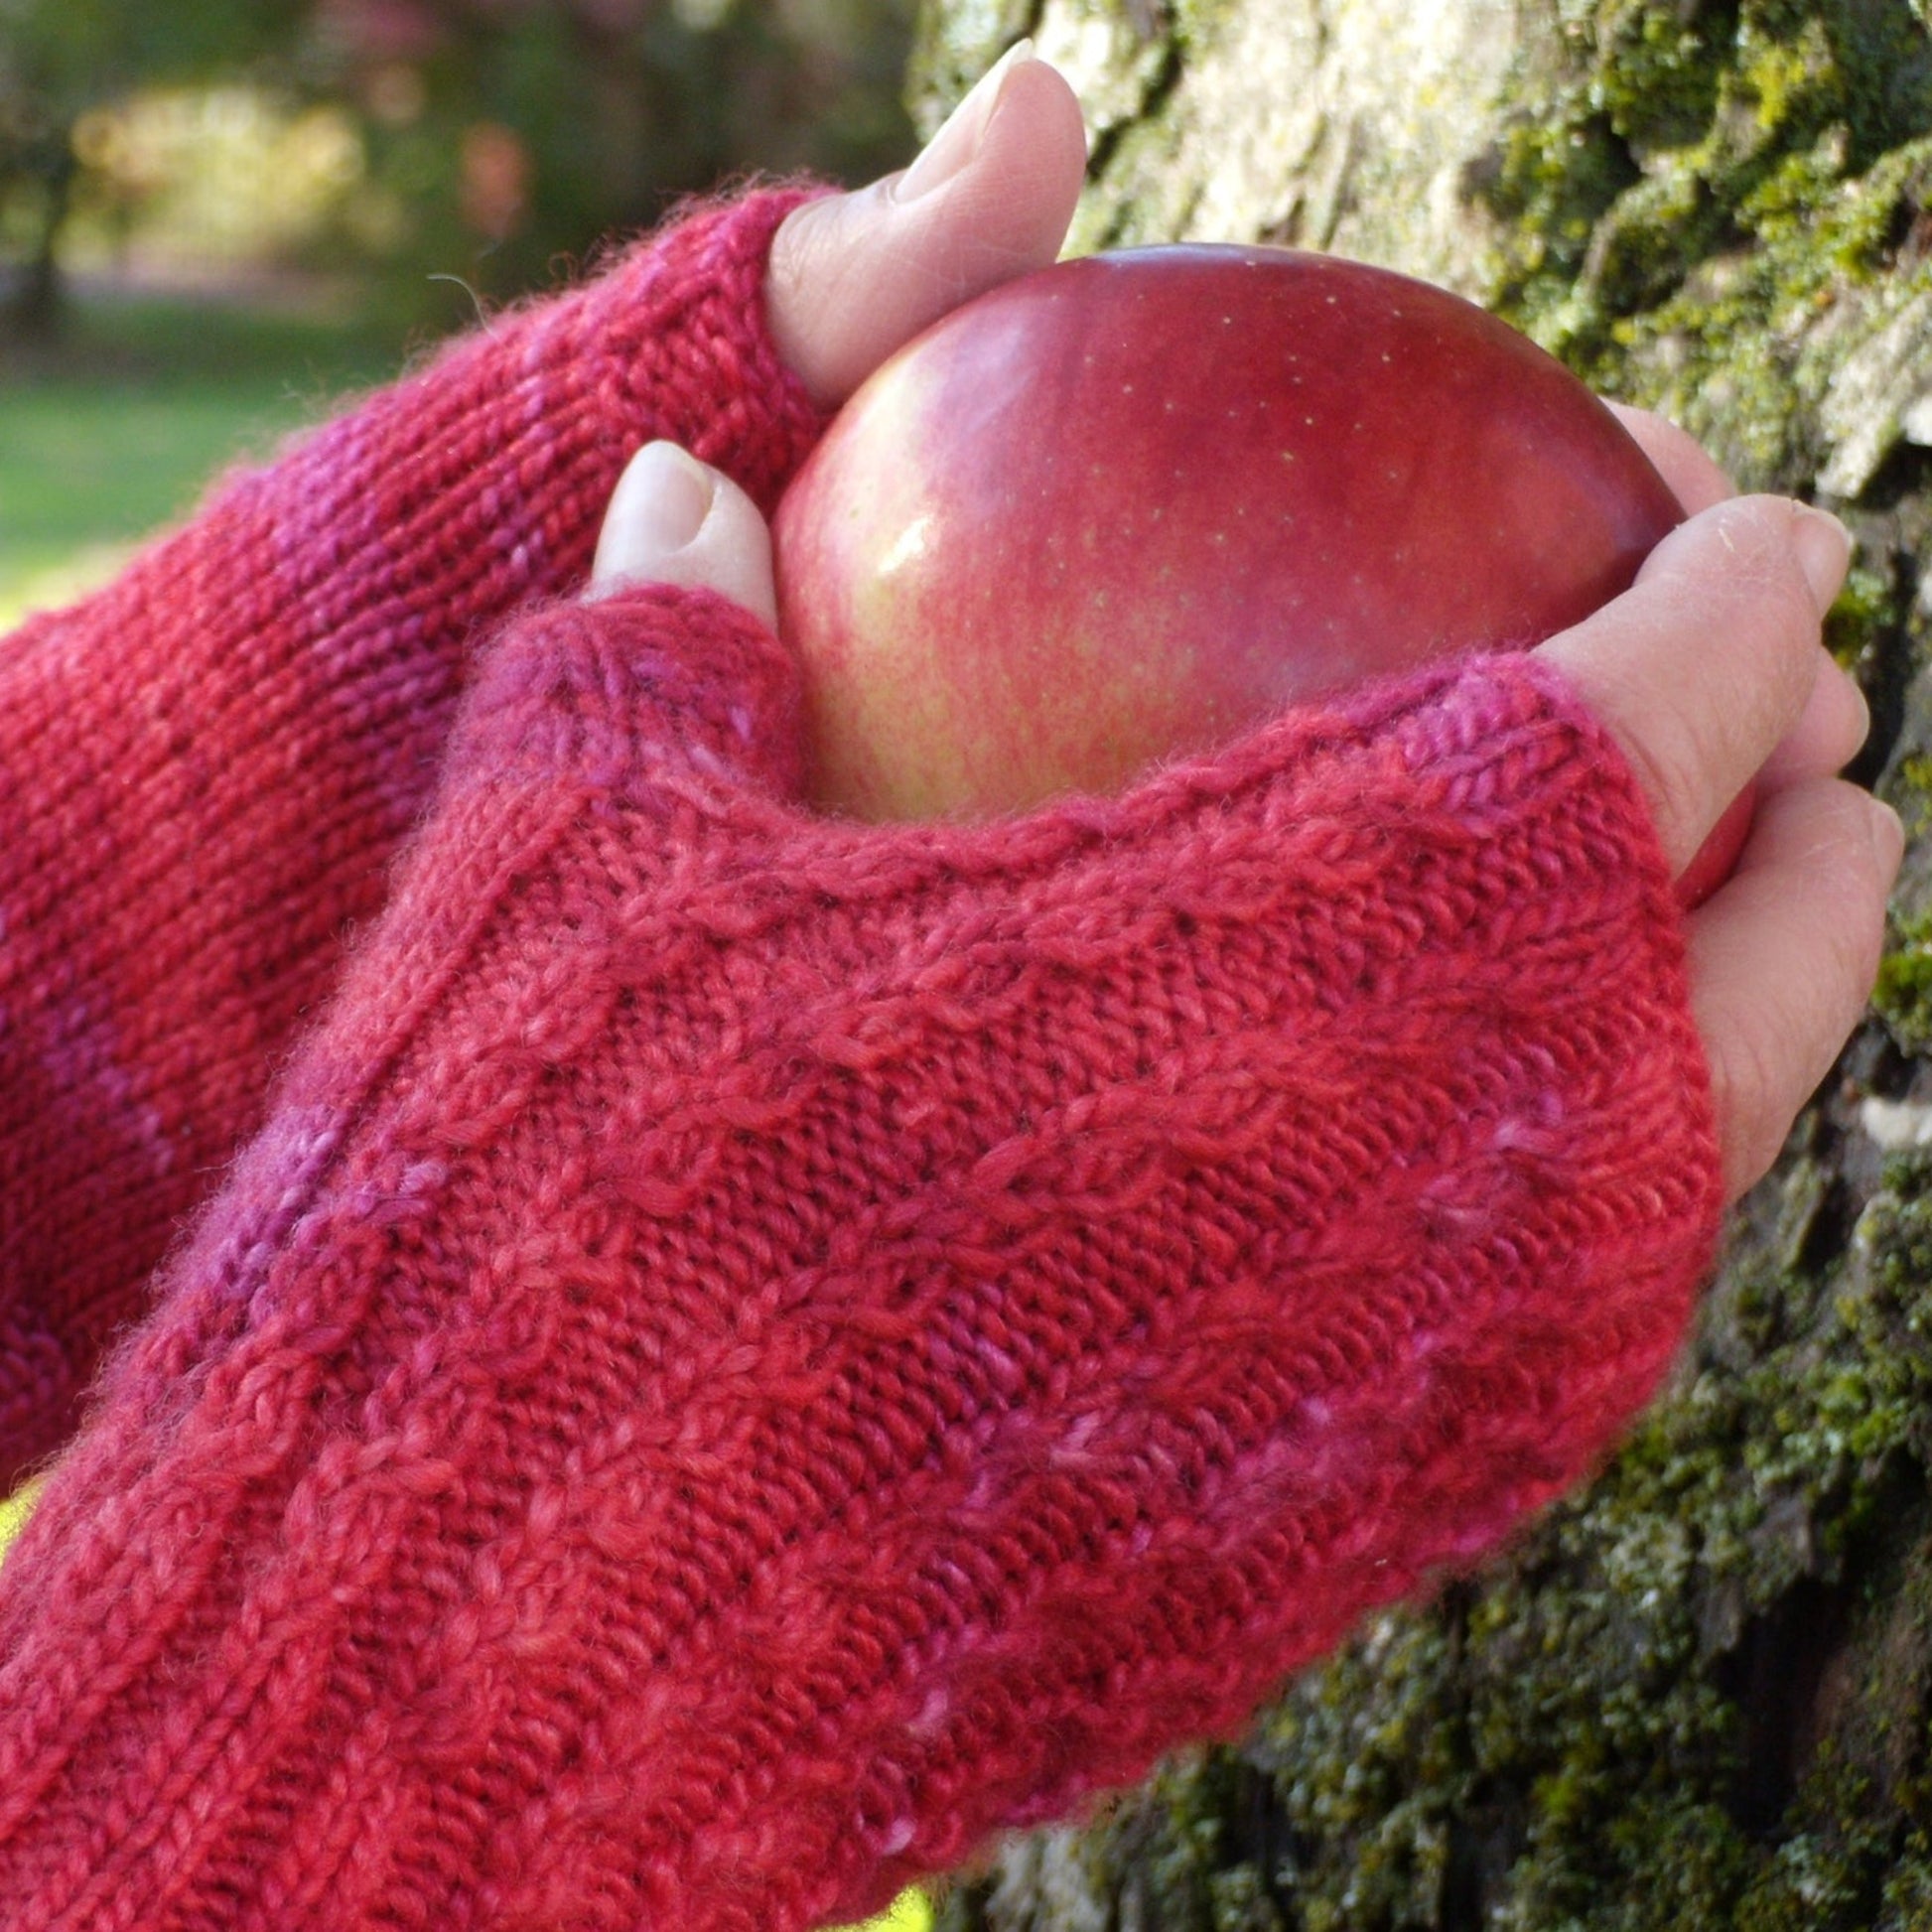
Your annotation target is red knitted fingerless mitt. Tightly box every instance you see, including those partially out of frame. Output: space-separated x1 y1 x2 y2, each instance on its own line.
0 583 1723 1931
0 189 824 1481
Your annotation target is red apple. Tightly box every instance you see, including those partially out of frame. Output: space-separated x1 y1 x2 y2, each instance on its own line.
773 243 1751 906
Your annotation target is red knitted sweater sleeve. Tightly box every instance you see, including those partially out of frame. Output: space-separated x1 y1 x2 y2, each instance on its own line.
0 190 824 1479
0 585 1723 1931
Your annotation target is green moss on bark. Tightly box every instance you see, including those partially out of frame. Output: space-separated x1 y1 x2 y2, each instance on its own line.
1875 903 1932 1054
1468 1 1932 484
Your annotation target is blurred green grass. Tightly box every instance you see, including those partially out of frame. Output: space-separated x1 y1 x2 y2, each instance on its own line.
0 296 409 628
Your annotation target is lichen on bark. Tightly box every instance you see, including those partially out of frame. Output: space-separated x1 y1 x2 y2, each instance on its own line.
910 2 1932 1924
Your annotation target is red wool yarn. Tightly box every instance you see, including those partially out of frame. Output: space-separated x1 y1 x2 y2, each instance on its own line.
0 189 825 1485
0 575 1722 1929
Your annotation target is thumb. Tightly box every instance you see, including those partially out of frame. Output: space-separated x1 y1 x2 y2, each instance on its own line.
590 441 778 629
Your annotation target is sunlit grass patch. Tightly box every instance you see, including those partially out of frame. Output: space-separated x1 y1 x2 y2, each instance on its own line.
0 541 138 629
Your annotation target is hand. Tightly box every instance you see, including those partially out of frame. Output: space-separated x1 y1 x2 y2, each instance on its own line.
763 42 1088 408
595 40 1085 620
1547 406 1898 1199
592 418 1898 1209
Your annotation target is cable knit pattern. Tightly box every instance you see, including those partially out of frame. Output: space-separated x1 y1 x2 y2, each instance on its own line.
0 188 826 1481
0 583 1723 1931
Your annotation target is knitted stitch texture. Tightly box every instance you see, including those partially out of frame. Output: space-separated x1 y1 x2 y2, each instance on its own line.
0 187 823 1484
0 582 1723 1931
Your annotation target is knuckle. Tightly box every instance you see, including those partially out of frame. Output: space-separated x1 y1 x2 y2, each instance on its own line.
1711 497 1819 643
1827 795 1892 999
1593 629 1712 855
1707 1010 1789 1193
1700 777 1893 1198
1621 715 1707 858
1665 498 1824 771
1781 791 1885 1049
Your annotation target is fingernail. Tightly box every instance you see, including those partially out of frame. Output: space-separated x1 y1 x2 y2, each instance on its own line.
601 441 716 576
894 39 1035 204
1793 504 1853 615
1871 794 1906 878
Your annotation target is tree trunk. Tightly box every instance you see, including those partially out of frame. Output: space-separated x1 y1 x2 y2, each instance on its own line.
906 2 1932 1925
1 133 76 342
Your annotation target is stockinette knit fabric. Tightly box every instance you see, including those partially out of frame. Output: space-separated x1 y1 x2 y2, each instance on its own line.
0 579 1723 1930
0 186 824 1484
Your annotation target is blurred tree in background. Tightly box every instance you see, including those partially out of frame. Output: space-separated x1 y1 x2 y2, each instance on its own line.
0 0 309 330
0 0 915 336
0 0 917 625
315 0 915 307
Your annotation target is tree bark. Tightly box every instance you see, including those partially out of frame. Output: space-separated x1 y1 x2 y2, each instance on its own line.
906 2 1932 1925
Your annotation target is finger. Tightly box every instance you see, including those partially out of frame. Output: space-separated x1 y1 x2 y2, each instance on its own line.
1537 494 1851 875
1688 776 1902 1200
590 441 776 628
1757 645 1870 787
1603 401 1736 515
766 44 1087 408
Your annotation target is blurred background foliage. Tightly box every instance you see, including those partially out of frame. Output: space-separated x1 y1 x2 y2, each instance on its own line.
0 0 919 621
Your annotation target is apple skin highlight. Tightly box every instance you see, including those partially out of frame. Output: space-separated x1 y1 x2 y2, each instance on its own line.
774 243 1749 904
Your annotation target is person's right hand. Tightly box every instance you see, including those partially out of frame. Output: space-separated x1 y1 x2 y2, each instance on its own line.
1543 412 1897 1199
